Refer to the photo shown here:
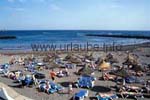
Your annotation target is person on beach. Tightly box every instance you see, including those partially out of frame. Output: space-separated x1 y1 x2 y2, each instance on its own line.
90 61 96 69
45 81 51 94
9 56 15 64
68 82 73 94
119 86 127 98
57 68 64 77
65 67 69 76
50 69 56 81
32 74 38 86
103 72 109 81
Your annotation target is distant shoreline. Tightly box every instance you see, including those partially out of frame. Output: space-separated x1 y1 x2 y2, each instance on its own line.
85 34 150 39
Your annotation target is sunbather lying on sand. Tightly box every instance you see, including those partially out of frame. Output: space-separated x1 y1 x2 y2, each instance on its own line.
103 72 116 81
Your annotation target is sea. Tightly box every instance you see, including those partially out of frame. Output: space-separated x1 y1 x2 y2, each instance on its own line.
0 30 150 51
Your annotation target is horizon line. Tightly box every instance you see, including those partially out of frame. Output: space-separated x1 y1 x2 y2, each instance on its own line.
1 29 150 31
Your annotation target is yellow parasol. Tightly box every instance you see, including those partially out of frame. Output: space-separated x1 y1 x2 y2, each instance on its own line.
99 60 111 71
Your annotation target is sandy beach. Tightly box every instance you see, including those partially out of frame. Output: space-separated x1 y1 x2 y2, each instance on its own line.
0 42 150 100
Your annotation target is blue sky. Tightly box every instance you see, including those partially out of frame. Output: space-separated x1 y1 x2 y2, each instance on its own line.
0 0 150 30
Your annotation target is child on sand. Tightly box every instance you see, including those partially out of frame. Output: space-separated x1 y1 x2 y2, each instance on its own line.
50 69 56 81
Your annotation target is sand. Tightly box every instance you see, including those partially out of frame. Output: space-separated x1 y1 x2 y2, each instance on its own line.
0 43 150 100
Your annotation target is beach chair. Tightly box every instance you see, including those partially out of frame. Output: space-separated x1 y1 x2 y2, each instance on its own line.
21 76 34 87
73 90 88 100
39 84 46 92
65 63 74 69
96 95 110 100
38 80 47 85
50 81 64 91
125 76 144 84
96 93 118 100
25 78 33 86
38 80 64 94
77 76 95 88
26 64 35 72
48 89 57 94
110 94 118 100
39 84 58 94
0 64 10 74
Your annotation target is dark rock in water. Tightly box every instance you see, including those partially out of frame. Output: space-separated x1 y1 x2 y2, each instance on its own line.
85 34 150 39
0 36 16 39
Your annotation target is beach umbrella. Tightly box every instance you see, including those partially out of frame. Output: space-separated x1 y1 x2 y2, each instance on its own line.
99 60 111 71
78 64 94 75
98 60 111 80
123 54 138 66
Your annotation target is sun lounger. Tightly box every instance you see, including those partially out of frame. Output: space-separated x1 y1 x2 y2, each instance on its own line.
38 80 64 94
125 76 144 84
77 76 96 88
21 76 34 87
96 96 110 100
26 64 36 72
49 81 64 91
65 63 75 69
0 64 10 74
38 84 46 92
73 90 88 100
96 93 118 100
